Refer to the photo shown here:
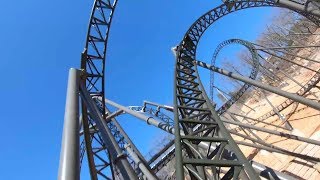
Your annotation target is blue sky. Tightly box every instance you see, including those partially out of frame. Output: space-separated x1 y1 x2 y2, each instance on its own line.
0 1 276 179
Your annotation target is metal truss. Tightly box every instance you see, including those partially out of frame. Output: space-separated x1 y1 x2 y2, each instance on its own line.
174 1 320 179
128 100 320 179
209 38 319 131
210 39 320 129
210 39 260 116
211 39 320 123
175 40 258 179
80 0 119 179
58 0 320 180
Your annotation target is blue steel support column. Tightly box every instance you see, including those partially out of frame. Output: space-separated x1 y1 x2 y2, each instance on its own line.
58 68 80 180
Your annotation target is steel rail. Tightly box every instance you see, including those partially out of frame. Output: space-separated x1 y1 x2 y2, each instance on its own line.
175 1 272 179
209 42 320 127
79 0 119 179
79 104 159 179
211 38 320 123
129 102 320 170
80 84 138 179
81 0 118 109
197 60 320 110
174 1 320 179
177 52 260 179
75 0 320 179
213 85 256 112
128 106 174 126
122 100 301 180
254 47 320 121
210 39 259 116
93 99 158 179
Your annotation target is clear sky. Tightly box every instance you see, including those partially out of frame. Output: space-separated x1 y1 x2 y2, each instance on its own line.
0 0 277 179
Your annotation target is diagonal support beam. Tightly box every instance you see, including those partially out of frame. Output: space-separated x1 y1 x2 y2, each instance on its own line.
80 83 137 180
119 99 298 179
276 0 320 17
196 60 320 111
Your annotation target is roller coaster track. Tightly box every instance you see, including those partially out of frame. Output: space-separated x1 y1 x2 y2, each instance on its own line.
128 106 174 126
81 0 118 102
70 0 320 179
80 0 120 179
210 39 260 116
205 8 320 121
210 38 320 129
174 1 279 179
129 98 320 177
174 1 320 179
